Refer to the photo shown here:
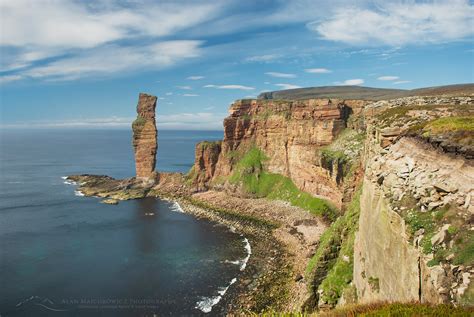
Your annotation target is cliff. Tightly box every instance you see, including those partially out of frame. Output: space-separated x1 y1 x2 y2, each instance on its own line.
189 93 474 310
132 93 158 181
66 87 474 313
191 98 367 209
353 96 474 306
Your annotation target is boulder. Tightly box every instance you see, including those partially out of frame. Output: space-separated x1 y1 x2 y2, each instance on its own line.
431 224 451 246
434 182 458 194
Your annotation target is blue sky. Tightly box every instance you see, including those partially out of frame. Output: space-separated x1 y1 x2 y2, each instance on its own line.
0 0 473 129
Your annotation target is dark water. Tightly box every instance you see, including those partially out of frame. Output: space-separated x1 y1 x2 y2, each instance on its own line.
0 129 247 316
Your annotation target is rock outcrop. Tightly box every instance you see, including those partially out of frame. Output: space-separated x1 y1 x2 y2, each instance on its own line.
191 141 222 191
132 93 158 181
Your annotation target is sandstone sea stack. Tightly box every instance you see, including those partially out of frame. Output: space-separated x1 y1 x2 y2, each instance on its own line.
132 93 158 181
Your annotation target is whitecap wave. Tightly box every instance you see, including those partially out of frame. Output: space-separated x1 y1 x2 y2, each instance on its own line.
195 278 237 313
61 176 77 185
170 201 184 213
223 259 240 265
240 238 252 271
74 190 84 197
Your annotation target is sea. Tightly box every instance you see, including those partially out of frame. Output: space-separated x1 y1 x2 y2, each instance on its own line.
0 129 249 316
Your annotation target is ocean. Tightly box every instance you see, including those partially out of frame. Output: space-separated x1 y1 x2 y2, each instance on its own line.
0 129 247 316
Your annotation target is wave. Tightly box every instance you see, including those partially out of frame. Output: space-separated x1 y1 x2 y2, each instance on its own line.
61 176 77 185
240 237 252 271
195 278 237 313
74 190 84 197
223 259 240 265
169 201 185 213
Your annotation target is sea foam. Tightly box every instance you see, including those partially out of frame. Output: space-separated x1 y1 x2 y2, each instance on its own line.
195 278 237 313
170 201 185 213
61 176 77 185
240 238 252 271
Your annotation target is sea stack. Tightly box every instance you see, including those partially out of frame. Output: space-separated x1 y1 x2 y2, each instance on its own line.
132 93 158 182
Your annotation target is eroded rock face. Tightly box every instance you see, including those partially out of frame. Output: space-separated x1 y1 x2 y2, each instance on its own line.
193 98 367 207
354 109 474 305
192 141 222 191
132 93 157 180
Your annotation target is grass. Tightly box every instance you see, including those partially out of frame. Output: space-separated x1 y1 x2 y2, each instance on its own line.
317 302 474 317
423 116 474 134
377 104 473 129
318 129 365 182
132 117 147 132
367 277 380 292
452 229 474 265
229 147 337 221
396 197 474 268
306 188 362 308
198 140 221 150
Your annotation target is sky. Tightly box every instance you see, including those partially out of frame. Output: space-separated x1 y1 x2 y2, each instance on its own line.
0 0 473 130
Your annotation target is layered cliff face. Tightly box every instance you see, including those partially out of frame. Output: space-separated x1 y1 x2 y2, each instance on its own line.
190 93 473 309
192 98 367 207
132 93 158 181
353 96 474 306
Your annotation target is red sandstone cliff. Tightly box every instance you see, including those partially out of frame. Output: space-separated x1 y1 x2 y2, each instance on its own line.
192 98 367 207
132 93 158 181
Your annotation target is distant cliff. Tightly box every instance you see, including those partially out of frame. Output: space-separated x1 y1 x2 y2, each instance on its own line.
258 83 474 101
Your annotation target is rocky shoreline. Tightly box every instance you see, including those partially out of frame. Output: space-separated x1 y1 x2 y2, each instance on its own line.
65 174 326 313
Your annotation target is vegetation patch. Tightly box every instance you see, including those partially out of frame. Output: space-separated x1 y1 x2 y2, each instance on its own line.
397 199 473 267
377 104 474 130
423 116 474 134
368 277 380 292
198 140 221 150
132 117 147 133
229 147 337 221
305 188 362 308
318 302 474 317
318 129 365 182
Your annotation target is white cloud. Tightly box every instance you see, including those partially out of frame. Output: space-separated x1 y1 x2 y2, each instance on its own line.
22 41 202 80
245 54 281 62
265 72 296 78
274 83 301 89
1 1 220 48
187 76 205 80
1 112 226 130
183 93 199 97
204 84 255 90
310 0 474 46
0 1 219 81
335 79 364 86
0 75 23 84
378 76 399 81
305 68 332 74
393 80 412 85
176 85 193 90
